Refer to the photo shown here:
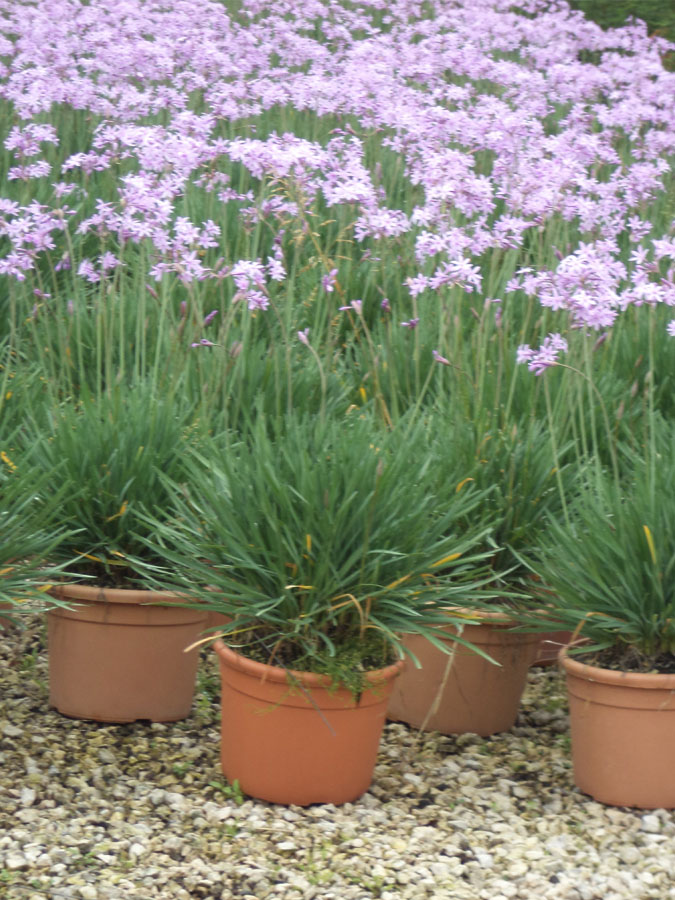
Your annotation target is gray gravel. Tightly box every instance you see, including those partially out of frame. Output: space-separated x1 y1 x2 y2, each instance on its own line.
2 619 675 900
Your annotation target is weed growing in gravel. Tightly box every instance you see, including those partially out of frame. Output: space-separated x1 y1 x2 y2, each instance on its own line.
209 777 245 806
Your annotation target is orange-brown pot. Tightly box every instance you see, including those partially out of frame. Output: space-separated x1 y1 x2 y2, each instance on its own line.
48 584 208 723
215 640 403 805
0 601 17 631
532 630 574 666
561 650 675 808
387 612 541 736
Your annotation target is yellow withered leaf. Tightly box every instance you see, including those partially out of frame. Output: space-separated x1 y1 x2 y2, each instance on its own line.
431 552 462 568
105 501 128 522
643 525 657 566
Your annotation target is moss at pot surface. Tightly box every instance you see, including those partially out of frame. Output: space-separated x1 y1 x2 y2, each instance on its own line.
226 623 397 697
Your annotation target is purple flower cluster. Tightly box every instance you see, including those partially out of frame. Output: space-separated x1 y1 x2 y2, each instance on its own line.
0 0 673 354
517 333 569 376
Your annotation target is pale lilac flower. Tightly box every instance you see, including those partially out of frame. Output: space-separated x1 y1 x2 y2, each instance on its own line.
77 259 100 283
401 318 420 329
406 275 429 298
8 161 51 181
246 290 269 311
322 268 338 293
266 256 285 281
52 182 79 198
432 350 450 365
191 339 216 348
230 259 267 292
667 321 675 338
380 298 390 311
297 328 310 345
517 334 568 375
99 252 120 272
203 309 218 327
339 299 362 315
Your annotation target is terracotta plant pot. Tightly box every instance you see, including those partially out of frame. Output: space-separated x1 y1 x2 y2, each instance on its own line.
561 650 675 808
0 601 17 631
48 584 208 723
215 640 403 805
387 612 541 736
532 630 574 666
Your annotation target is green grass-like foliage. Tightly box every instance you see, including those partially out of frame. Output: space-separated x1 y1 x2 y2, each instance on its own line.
0 431 73 616
526 420 675 661
143 411 498 687
26 384 199 586
440 413 579 591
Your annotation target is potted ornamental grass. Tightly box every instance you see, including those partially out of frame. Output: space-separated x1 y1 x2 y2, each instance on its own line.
144 410 495 805
388 413 575 736
0 438 73 630
27 385 208 723
523 422 675 808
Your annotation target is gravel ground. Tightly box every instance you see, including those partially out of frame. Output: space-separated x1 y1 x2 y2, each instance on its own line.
2 620 674 900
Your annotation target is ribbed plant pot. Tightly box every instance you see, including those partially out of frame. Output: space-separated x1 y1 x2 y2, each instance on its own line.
215 640 403 806
561 650 675 809
48 584 208 723
387 612 541 736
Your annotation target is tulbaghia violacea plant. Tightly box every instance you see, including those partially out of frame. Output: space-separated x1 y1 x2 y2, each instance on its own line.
521 418 675 668
142 412 498 690
0 440 75 621
1 0 673 357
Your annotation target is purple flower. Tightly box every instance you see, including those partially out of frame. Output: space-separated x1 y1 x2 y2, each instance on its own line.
406 276 429 298
246 290 269 311
99 251 120 272
267 256 285 282
517 334 568 375
191 339 216 348
77 259 100 283
432 350 450 365
321 268 338 293
339 299 362 315
401 318 419 329
380 298 390 311
203 309 219 327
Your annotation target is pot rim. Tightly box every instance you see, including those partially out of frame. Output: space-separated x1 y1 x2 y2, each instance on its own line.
560 647 675 688
50 582 186 606
214 638 404 688
436 606 519 626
